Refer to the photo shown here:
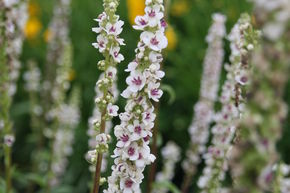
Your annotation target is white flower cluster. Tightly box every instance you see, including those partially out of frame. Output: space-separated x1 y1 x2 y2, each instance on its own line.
24 62 41 92
198 14 259 192
1 0 28 96
153 141 181 193
105 0 167 192
182 13 226 176
49 89 80 186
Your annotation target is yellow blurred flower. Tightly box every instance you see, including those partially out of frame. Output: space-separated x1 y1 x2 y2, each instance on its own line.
171 0 190 17
165 25 177 51
68 69 76 81
127 0 145 25
44 29 52 43
28 1 40 17
24 17 42 40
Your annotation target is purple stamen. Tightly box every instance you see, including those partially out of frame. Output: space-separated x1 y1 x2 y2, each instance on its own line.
128 147 135 156
132 77 142 85
150 37 159 45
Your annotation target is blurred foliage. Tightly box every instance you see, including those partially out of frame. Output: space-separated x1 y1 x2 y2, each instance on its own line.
8 0 290 192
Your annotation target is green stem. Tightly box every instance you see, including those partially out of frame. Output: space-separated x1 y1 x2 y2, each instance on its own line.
1 6 13 193
92 111 106 193
4 146 12 193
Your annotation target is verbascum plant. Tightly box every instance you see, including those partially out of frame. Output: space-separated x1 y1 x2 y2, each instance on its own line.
197 14 260 193
48 44 81 187
105 0 168 192
86 0 125 192
43 0 72 118
23 61 45 175
49 91 80 187
152 141 181 193
0 1 27 192
229 1 290 192
181 13 226 193
37 0 81 189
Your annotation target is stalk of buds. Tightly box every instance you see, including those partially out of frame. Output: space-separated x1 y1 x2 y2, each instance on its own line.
197 14 260 193
105 0 168 192
87 79 119 173
88 0 124 192
153 141 181 193
181 13 226 192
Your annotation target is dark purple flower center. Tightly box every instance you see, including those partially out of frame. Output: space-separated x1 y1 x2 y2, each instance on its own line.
241 76 248 83
138 153 143 159
143 135 149 142
114 51 119 58
161 19 167 28
151 88 159 96
110 26 116 32
139 18 148 26
132 77 142 85
125 179 134 188
99 41 105 48
150 37 159 46
148 10 156 17
145 113 150 120
108 72 113 77
128 147 135 156
134 126 142 134
121 135 129 142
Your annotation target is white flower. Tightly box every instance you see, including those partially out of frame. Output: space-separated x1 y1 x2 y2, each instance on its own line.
115 125 131 148
110 46 124 63
149 52 163 63
105 20 124 36
96 133 111 146
4 135 15 147
126 71 146 92
141 31 168 51
92 34 108 53
106 66 117 79
142 107 156 126
124 142 139 161
120 178 139 193
133 16 149 30
107 103 119 117
147 82 163 102
145 5 164 27
125 61 138 72
128 120 148 141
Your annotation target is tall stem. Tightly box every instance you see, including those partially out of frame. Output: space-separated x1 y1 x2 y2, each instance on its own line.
147 102 160 193
92 111 106 193
181 173 193 193
4 147 12 193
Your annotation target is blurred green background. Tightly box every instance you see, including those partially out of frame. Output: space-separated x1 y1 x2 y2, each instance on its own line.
8 0 290 192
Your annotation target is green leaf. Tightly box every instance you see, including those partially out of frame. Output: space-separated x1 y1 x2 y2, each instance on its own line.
152 181 181 193
161 84 176 105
